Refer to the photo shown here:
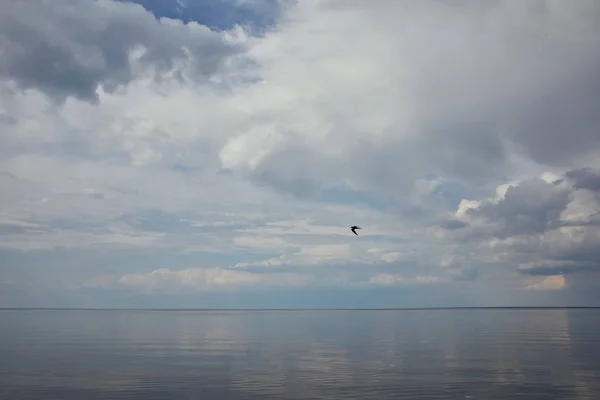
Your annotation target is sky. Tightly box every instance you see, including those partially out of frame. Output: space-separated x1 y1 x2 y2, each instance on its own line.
1 0 600 308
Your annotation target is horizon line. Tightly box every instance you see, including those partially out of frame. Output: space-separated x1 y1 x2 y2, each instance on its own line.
1 306 599 311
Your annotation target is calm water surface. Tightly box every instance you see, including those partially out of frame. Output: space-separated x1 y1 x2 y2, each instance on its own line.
1 309 599 399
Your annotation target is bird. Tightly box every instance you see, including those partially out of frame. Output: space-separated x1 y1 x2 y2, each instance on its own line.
350 225 361 235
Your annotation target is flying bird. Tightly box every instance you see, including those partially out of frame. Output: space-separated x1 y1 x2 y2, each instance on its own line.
350 225 361 235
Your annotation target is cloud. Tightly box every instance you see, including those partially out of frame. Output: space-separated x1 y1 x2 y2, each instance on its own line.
234 244 408 269
439 219 469 231
445 169 600 284
463 176 572 238
0 0 246 103
218 0 600 196
115 267 312 293
107 265 446 295
526 275 566 291
366 274 443 287
565 168 600 192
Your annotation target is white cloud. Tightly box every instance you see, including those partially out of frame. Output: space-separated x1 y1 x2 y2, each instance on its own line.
116 267 312 293
367 274 443 287
216 0 600 194
526 275 566 291
110 266 447 294
234 244 410 269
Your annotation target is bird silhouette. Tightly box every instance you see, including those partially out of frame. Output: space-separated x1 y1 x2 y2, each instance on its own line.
350 225 361 235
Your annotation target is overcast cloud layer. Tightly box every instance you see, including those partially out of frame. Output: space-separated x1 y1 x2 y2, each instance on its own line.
1 0 600 308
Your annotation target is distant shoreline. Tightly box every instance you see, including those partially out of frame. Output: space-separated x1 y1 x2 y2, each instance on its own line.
1 307 599 311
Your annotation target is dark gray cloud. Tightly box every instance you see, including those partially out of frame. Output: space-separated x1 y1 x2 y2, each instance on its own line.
467 177 572 238
506 75 600 169
565 168 600 192
519 260 599 276
0 0 244 103
450 169 600 282
439 219 468 230
0 111 17 125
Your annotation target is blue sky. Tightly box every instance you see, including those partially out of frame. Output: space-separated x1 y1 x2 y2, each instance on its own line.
1 0 600 308
121 0 287 33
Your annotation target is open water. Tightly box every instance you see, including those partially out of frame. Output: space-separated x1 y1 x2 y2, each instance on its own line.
1 308 599 399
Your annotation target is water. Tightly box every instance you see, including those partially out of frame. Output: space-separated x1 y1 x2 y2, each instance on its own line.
1 309 599 399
